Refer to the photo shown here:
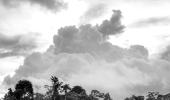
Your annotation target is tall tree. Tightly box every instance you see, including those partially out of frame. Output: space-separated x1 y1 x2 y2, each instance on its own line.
50 76 63 100
14 80 34 100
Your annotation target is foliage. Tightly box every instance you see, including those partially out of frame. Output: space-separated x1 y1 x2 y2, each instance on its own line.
124 95 144 100
4 76 170 100
146 92 159 100
3 76 113 100
70 86 86 95
3 80 34 100
15 80 34 100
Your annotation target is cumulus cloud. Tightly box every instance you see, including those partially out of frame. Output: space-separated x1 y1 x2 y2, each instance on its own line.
0 0 67 12
160 45 170 61
0 33 37 58
80 3 107 23
2 10 170 99
131 16 170 27
97 10 125 38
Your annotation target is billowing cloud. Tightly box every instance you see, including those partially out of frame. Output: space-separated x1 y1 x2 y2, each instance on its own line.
160 45 170 61
0 0 67 12
80 3 107 23
131 16 170 27
97 10 125 38
2 10 170 100
0 33 37 58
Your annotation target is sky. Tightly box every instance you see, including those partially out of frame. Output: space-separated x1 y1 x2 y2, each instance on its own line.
0 0 170 99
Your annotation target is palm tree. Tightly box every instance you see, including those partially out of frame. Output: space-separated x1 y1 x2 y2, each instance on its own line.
50 76 63 100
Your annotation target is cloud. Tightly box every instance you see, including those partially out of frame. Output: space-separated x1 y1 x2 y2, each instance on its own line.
126 0 170 4
4 43 170 99
160 45 170 61
2 10 170 100
131 16 170 27
97 10 125 38
0 33 37 58
80 3 107 23
0 0 67 12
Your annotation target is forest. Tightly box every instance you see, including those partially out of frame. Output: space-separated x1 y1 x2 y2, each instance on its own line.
3 76 113 100
2 76 170 100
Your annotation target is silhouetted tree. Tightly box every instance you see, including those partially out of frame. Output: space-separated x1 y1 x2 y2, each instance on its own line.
61 84 71 94
3 88 15 100
70 86 86 95
68 85 88 100
146 92 159 100
104 93 112 100
44 85 53 99
89 90 100 100
4 76 116 100
14 80 34 100
34 93 44 100
90 90 100 97
125 95 144 100
157 94 163 100
50 76 63 100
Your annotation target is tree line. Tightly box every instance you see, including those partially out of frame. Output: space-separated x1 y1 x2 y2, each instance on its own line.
3 76 112 100
3 76 170 100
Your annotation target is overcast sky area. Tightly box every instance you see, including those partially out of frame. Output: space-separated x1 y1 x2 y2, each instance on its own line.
0 0 170 99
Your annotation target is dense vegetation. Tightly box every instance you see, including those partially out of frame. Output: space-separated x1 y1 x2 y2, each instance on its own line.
3 76 112 100
3 76 170 100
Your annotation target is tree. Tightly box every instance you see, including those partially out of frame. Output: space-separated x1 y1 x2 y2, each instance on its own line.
124 95 144 100
104 93 112 100
90 90 100 97
44 85 53 99
3 88 15 100
61 84 71 94
89 90 100 100
50 76 63 100
34 93 44 100
70 86 86 95
146 92 159 100
68 85 88 100
14 80 34 100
